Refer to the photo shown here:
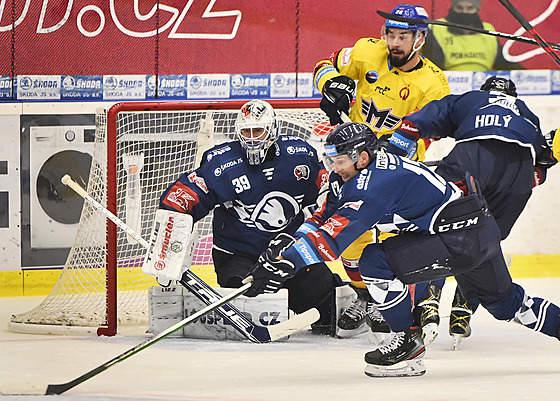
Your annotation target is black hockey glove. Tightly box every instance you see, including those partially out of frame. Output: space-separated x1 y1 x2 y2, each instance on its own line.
320 75 356 126
243 233 296 297
536 129 558 169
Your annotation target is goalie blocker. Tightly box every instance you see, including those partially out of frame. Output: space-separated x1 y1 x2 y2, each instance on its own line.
143 209 198 282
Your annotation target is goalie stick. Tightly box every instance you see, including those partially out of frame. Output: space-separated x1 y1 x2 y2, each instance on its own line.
376 10 560 51
0 282 251 396
497 0 560 68
60 174 319 344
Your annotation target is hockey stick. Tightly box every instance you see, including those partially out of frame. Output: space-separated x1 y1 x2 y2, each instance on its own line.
0 282 251 396
497 0 560 68
376 10 560 51
60 174 319 343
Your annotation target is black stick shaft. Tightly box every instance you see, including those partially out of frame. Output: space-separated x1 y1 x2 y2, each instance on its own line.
45 282 251 395
376 10 560 51
497 0 560 67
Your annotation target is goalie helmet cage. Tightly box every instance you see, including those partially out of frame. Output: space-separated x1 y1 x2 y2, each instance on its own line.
9 99 330 336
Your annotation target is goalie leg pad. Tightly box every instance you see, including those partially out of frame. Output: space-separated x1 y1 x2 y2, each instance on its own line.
148 285 289 341
143 209 198 281
148 285 186 337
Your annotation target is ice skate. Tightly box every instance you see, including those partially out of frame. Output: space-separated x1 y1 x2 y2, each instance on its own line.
337 286 369 338
364 326 426 377
365 302 391 333
413 282 442 345
449 288 472 351
365 302 392 346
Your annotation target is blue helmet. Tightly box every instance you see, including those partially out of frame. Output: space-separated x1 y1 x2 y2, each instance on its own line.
384 4 429 37
324 123 379 165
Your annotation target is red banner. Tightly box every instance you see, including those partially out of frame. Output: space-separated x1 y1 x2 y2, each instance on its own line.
0 0 559 76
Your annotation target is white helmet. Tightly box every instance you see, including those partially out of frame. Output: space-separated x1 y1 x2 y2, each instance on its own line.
234 99 278 165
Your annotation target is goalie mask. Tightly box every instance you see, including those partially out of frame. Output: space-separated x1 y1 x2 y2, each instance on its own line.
323 122 379 172
383 4 429 63
235 99 279 165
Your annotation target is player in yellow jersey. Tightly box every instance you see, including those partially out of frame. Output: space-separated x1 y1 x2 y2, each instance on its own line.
553 127 560 161
313 4 450 341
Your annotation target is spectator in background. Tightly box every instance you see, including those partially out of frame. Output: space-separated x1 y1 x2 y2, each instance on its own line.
421 0 524 71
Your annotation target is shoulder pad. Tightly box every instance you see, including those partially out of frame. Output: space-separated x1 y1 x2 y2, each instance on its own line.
278 135 302 142
203 142 236 163
280 138 316 157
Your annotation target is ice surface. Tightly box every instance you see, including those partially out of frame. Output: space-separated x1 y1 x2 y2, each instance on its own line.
1 278 559 401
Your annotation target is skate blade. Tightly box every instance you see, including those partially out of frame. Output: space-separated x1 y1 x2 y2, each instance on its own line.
364 358 426 377
422 322 439 346
336 324 368 339
451 333 471 351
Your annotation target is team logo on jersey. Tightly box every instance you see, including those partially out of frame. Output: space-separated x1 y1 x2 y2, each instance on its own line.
214 157 243 176
294 165 310 180
399 86 410 100
317 241 336 261
187 172 209 193
360 98 401 130
287 145 312 155
365 70 379 84
233 191 303 232
317 169 329 189
321 215 349 238
162 182 200 213
206 145 232 162
341 200 364 211
339 48 352 66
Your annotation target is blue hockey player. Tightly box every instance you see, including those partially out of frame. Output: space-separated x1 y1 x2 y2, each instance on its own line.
243 121 560 377
387 76 558 348
159 99 340 335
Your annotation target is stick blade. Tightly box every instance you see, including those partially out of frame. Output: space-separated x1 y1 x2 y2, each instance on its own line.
267 308 320 341
0 382 49 395
376 9 424 24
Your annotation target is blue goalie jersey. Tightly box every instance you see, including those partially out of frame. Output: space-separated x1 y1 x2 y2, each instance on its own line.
284 152 463 270
159 136 329 258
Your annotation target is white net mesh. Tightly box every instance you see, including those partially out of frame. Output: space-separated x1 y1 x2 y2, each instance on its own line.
10 101 330 334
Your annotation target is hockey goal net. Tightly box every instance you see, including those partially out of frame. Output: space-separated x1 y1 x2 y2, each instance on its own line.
9 99 332 336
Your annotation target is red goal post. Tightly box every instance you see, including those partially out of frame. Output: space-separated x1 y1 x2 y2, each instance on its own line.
10 99 332 336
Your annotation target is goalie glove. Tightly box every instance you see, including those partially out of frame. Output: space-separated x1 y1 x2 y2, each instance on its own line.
243 233 297 297
320 75 356 126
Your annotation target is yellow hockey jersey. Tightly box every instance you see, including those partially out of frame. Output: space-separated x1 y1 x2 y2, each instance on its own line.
554 127 560 161
314 37 450 139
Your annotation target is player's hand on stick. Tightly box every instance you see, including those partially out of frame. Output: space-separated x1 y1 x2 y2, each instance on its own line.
536 129 558 169
320 75 355 126
243 233 296 297
533 129 558 187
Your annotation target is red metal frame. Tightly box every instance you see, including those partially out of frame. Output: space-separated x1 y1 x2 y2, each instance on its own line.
100 99 321 336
